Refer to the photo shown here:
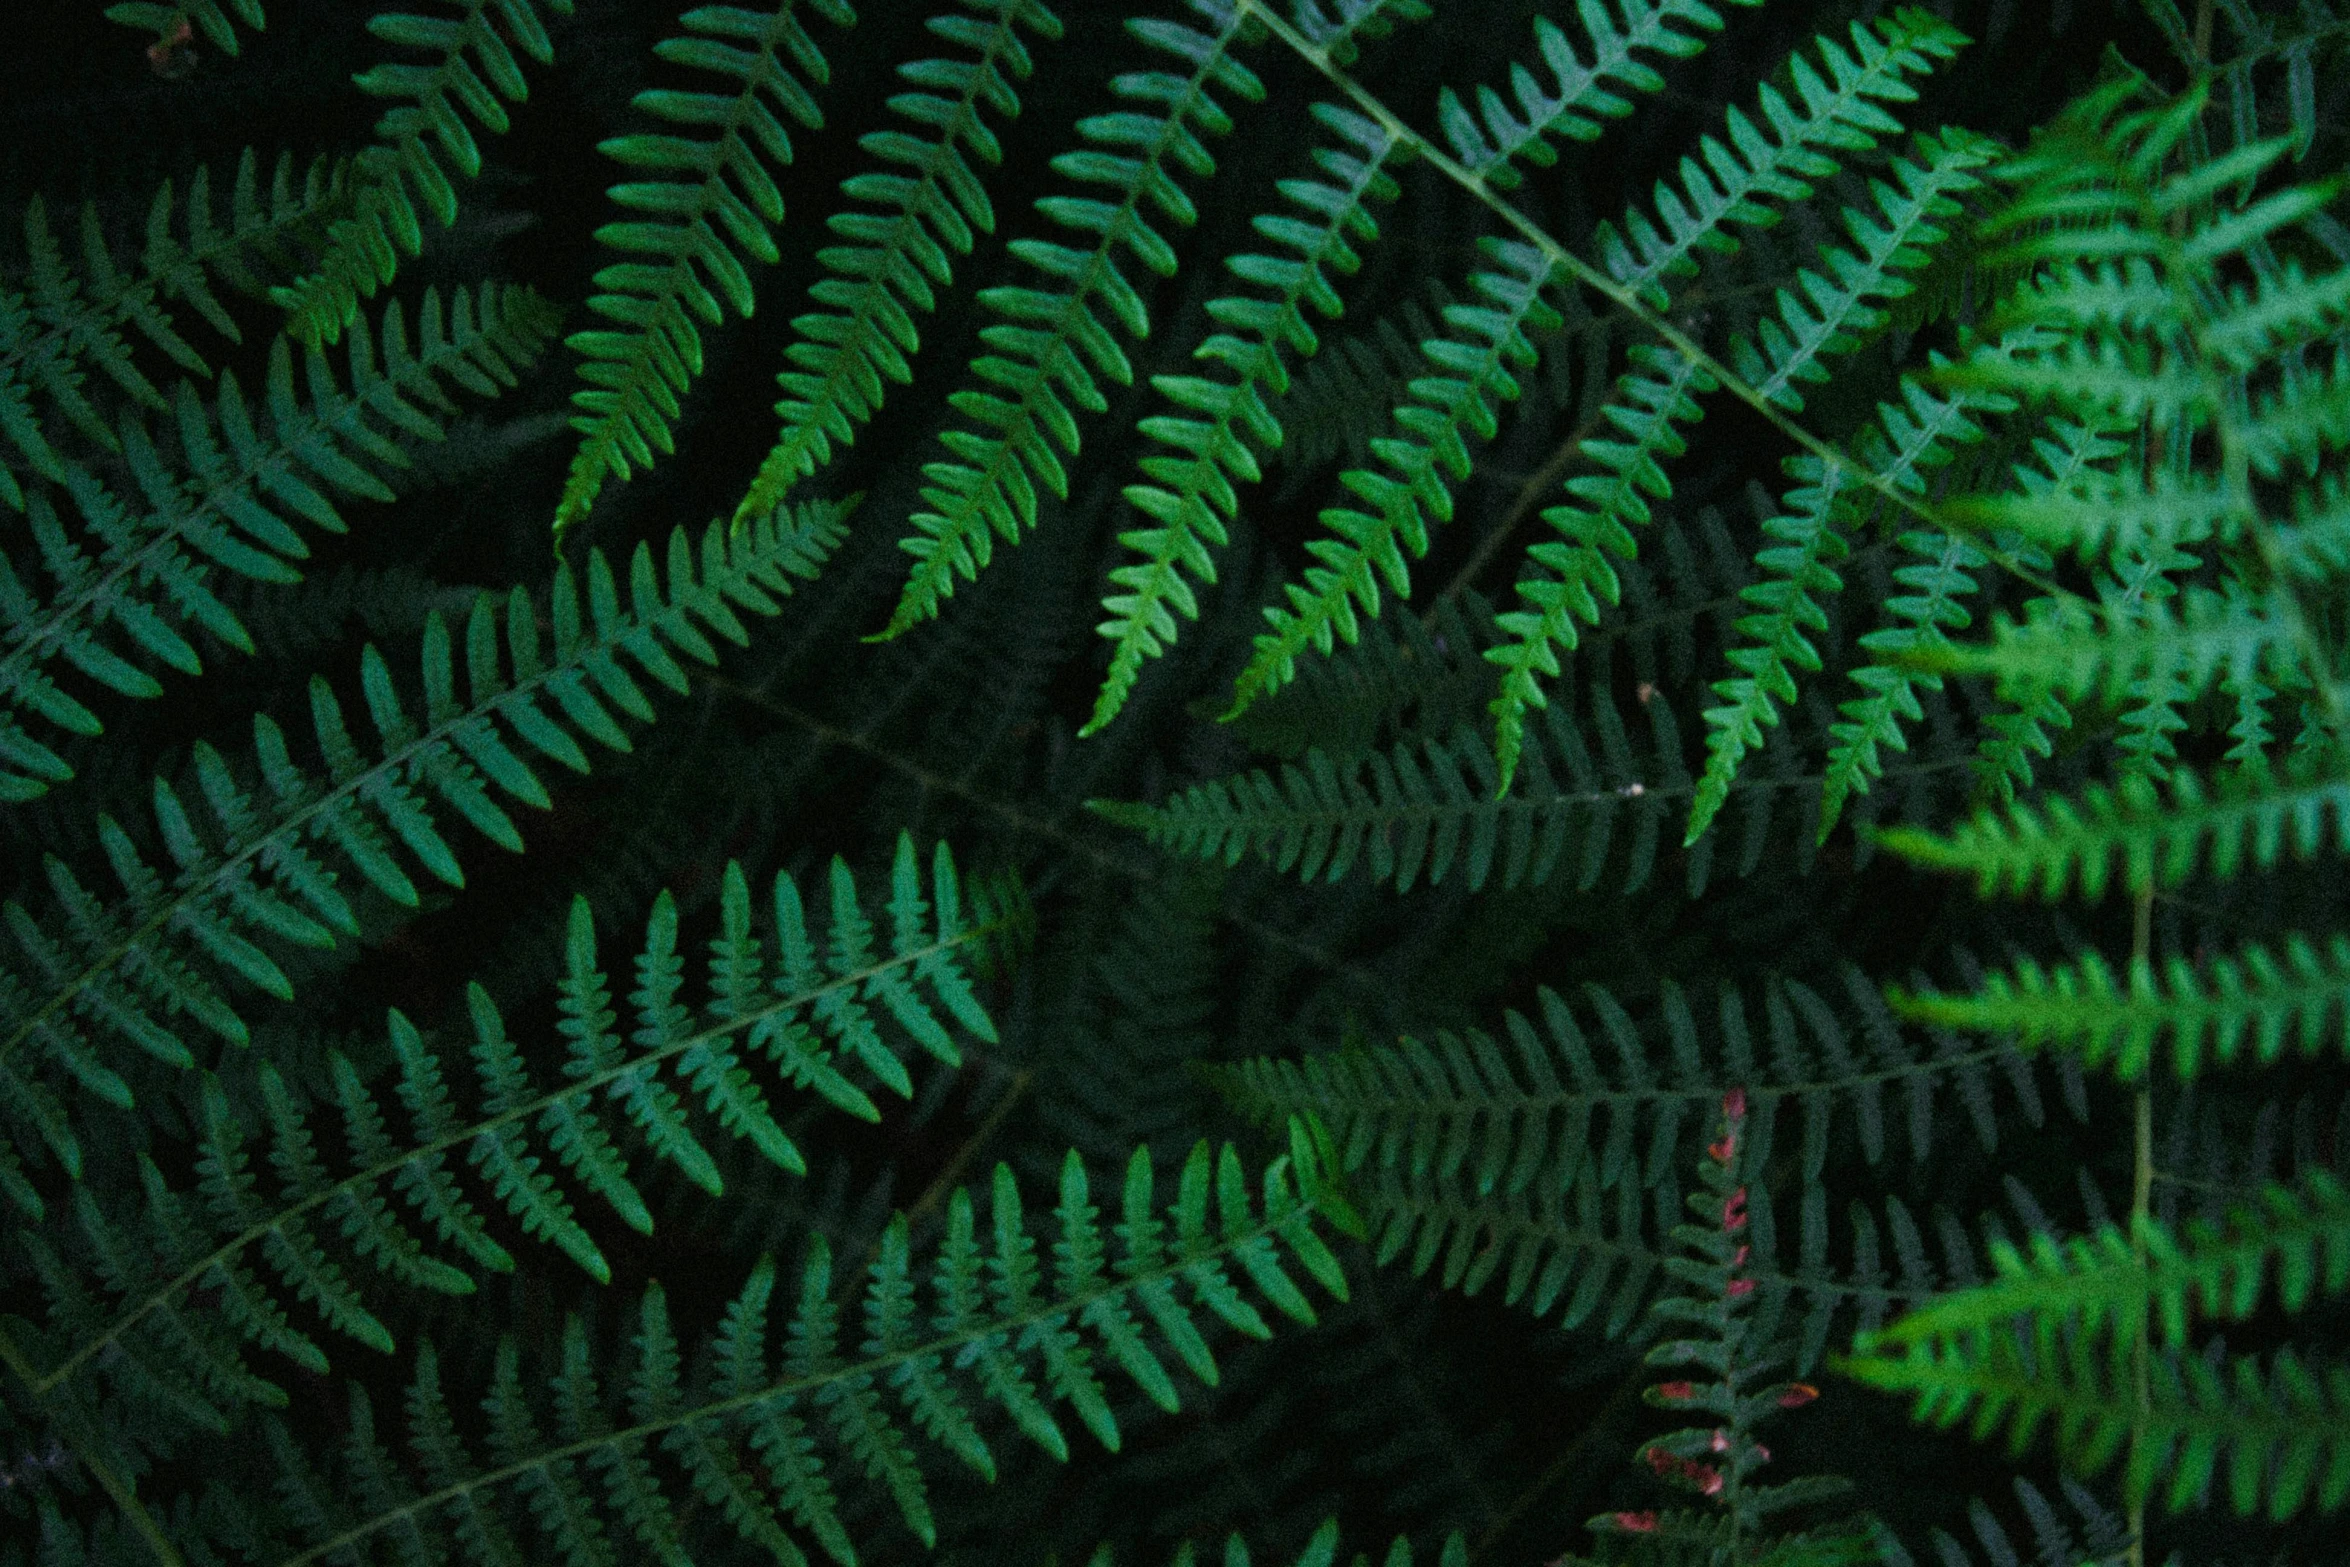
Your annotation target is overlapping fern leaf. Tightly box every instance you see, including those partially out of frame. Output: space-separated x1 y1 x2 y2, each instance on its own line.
1876 81 2350 1080
881 0 1265 637
5 836 1001 1454
0 150 349 509
731 0 1066 528
1229 0 1802 723
0 284 559 804
1852 70 2350 1524
1486 112 1995 799
1097 0 1738 732
557 0 857 534
0 500 848 1186
1210 970 2065 1369
1085 97 1410 734
205 1128 1350 1565
272 0 574 347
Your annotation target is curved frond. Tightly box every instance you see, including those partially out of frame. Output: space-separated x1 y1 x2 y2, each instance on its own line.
557 0 858 534
0 500 850 1164
731 0 1066 526
882 0 1265 636
222 1131 1350 1566
272 0 574 346
0 284 561 803
12 837 1004 1435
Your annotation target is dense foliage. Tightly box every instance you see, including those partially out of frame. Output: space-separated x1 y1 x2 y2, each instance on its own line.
2 1 2347 1565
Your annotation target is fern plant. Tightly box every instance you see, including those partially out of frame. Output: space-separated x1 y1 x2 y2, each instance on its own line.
10 3 2350 1566
1833 58 2350 1535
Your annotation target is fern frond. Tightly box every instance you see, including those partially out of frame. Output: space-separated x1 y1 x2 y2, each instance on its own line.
1433 0 1754 189
1088 100 1409 733
1853 1169 2350 1363
0 151 348 503
731 1 1065 527
1229 2 1809 722
1229 236 1565 718
556 0 858 534
272 0 573 347
1890 931 2350 1080
1842 1332 2350 1520
228 1131 1350 1566
1919 581 2299 718
1818 527 1990 839
1099 687 1702 897
1678 134 2003 841
1596 11 1971 311
1211 972 2059 1367
12 837 1001 1431
1875 751 2350 901
0 284 560 803
1487 109 1988 792
882 0 1265 637
0 500 848 1159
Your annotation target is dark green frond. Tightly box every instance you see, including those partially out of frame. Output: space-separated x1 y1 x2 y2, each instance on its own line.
0 150 348 504
0 500 847 1159
0 284 560 803
220 1132 1349 1566
9 837 1002 1438
1210 972 2059 1368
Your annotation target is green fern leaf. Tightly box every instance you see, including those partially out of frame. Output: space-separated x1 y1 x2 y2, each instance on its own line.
732 0 1065 526
1088 99 1409 733
231 1134 1345 1567
0 284 560 803
273 0 573 346
556 0 857 534
0 501 848 1149
881 0 1265 638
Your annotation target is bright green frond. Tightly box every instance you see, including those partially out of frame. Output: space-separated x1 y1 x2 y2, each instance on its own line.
272 0 573 347
1842 1335 2350 1521
732 0 1065 527
881 0 1265 637
1089 98 1411 733
1875 751 2350 901
557 0 857 535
